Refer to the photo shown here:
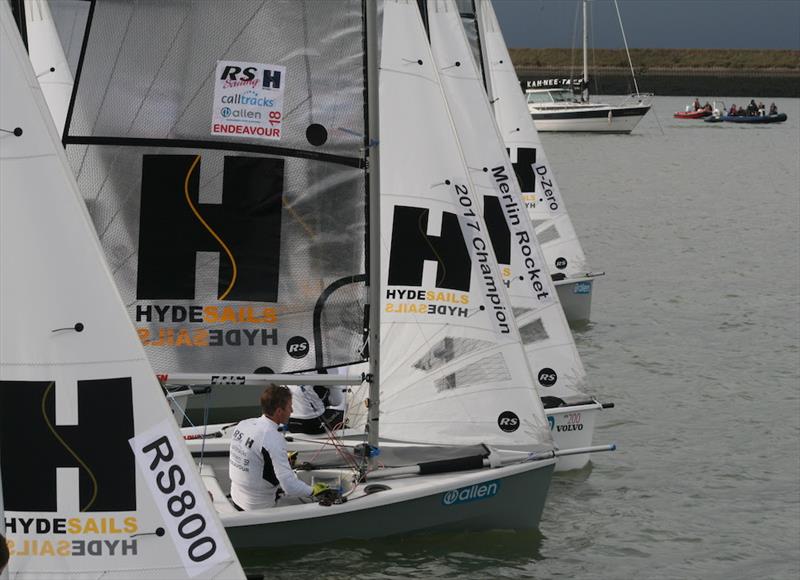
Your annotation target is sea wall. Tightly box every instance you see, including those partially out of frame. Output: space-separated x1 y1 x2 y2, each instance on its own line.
516 67 800 98
508 50 800 98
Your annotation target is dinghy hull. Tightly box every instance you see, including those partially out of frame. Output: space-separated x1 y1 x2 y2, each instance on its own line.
546 402 603 471
554 277 594 324
212 460 555 548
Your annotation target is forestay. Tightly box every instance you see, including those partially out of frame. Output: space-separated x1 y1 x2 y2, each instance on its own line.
63 0 369 375
378 0 550 449
427 0 589 404
475 0 591 281
0 4 243 576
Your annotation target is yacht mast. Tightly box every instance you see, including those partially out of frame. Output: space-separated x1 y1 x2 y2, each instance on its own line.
582 0 589 100
365 0 381 454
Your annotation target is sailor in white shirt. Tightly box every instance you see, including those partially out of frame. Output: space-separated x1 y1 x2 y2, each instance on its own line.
229 384 328 509
286 384 326 434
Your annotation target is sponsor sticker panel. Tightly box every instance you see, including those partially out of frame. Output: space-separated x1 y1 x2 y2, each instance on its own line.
212 60 285 141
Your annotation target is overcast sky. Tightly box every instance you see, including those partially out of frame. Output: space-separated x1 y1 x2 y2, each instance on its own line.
492 0 800 49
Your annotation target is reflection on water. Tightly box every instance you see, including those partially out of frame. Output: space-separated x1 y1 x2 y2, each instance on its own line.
240 529 545 578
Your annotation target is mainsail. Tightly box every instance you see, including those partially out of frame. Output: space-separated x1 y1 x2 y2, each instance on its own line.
0 4 244 576
63 0 370 376
475 0 591 282
378 0 550 449
426 0 589 405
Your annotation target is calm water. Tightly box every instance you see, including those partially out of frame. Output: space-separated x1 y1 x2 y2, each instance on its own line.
242 96 800 579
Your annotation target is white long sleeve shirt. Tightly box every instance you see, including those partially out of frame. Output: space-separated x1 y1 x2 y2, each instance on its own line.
288 385 325 420
229 415 313 509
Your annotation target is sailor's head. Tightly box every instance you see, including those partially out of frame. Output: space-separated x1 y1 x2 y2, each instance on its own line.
261 384 293 424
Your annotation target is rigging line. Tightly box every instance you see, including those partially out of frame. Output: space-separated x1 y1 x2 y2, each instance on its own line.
87 6 196 206
282 197 316 239
66 2 80 61
183 154 238 300
40 382 99 512
76 2 136 181
300 0 314 125
612 0 639 96
170 1 267 132
127 9 193 132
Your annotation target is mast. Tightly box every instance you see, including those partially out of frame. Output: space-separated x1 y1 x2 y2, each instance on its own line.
365 0 381 453
474 0 495 111
582 0 588 100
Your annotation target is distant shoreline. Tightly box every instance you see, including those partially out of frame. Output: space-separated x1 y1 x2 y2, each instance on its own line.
509 49 800 97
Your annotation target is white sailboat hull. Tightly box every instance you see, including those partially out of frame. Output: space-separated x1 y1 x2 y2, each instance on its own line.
545 402 602 471
531 104 651 133
554 277 594 324
200 459 554 548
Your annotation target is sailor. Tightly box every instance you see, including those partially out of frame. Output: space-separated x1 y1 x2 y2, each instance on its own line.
228 384 333 509
321 366 351 429
286 384 326 434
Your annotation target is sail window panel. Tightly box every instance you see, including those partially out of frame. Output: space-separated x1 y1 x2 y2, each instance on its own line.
511 307 532 318
413 337 494 372
518 318 549 345
536 224 560 245
67 0 366 157
434 355 511 393
317 278 367 368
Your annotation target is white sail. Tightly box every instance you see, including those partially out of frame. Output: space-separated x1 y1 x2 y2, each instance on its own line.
24 0 74 134
0 5 244 577
379 0 550 449
427 0 589 404
477 0 590 282
62 1 370 376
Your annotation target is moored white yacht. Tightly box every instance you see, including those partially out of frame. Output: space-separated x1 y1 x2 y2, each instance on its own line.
526 84 652 133
525 0 652 134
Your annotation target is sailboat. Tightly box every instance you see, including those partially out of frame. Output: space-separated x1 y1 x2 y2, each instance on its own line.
468 0 603 324
523 0 652 133
425 0 612 471
0 4 245 577
48 0 558 547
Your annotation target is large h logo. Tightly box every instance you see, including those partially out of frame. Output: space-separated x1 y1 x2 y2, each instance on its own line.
483 196 511 266
508 147 537 193
387 205 471 292
137 155 284 302
0 378 136 512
